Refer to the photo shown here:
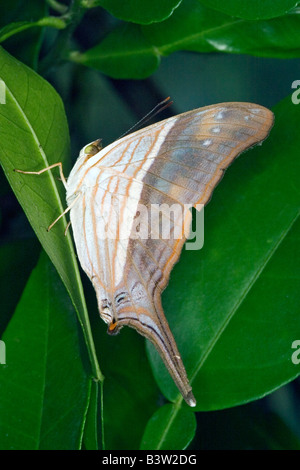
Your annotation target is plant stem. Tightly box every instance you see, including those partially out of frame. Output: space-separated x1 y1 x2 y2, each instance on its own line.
39 0 86 75
46 0 69 14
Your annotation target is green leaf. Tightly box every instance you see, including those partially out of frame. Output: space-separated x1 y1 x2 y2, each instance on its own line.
140 404 196 450
86 0 182 24
0 252 90 450
0 47 102 382
142 0 300 58
70 23 160 79
197 0 298 20
75 0 300 79
148 95 300 411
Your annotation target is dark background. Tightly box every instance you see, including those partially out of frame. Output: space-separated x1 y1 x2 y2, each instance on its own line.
0 3 299 448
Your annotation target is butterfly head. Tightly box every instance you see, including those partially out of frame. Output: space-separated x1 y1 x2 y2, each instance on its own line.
80 139 103 160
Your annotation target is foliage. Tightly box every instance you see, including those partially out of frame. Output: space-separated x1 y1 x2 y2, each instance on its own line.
0 0 299 450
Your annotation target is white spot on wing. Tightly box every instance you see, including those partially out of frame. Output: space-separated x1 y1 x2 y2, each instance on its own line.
215 111 224 120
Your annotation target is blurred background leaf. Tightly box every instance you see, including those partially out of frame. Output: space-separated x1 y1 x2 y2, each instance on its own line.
70 0 300 79
0 239 40 333
71 23 160 79
88 0 182 24
197 0 299 20
0 0 47 68
142 0 300 58
0 251 90 449
0 17 66 44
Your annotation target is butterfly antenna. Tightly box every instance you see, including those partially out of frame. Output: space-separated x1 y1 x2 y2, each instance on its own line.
117 97 173 140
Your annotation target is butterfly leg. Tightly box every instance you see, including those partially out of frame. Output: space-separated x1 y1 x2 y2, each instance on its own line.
64 220 72 237
47 193 81 232
14 162 68 189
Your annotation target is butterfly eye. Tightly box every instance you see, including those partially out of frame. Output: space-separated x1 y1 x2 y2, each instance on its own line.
84 144 98 156
84 139 102 156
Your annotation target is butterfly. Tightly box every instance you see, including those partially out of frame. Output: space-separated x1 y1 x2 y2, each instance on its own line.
16 102 274 407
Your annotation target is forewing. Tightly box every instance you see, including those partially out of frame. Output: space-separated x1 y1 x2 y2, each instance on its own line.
95 102 274 289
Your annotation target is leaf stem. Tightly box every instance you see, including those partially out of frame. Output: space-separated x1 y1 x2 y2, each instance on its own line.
100 380 105 450
155 399 182 450
74 285 104 383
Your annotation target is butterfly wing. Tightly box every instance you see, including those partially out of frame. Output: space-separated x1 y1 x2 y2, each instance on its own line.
68 102 274 406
